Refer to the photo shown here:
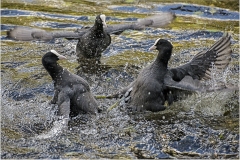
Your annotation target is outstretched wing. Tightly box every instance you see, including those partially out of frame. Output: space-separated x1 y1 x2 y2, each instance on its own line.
163 33 232 104
164 74 205 105
6 26 87 42
164 74 204 92
169 33 232 81
6 26 51 41
6 13 175 41
105 12 175 34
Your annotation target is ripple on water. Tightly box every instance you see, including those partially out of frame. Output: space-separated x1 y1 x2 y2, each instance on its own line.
1 9 146 23
1 2 239 159
1 9 88 21
31 21 83 29
108 3 239 21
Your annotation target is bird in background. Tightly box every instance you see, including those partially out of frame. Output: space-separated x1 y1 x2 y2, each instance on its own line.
7 12 175 65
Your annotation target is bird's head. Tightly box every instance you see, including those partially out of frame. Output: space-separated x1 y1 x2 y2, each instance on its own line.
149 38 173 51
96 14 107 27
42 50 67 64
149 38 173 62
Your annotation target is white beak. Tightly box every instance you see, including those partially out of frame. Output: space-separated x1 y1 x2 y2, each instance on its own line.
149 45 157 51
50 50 67 59
102 21 107 27
100 14 107 27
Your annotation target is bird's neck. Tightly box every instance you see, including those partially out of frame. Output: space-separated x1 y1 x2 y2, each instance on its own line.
92 23 104 35
45 62 64 81
94 21 104 28
155 49 172 68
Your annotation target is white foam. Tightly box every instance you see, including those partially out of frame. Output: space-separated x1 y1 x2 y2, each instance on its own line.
35 118 68 139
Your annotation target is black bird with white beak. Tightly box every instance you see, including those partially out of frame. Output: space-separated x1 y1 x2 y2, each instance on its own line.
107 33 232 112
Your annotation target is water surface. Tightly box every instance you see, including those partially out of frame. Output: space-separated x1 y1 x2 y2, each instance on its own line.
1 0 239 159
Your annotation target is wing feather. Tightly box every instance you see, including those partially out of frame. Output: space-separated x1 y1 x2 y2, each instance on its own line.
169 33 232 81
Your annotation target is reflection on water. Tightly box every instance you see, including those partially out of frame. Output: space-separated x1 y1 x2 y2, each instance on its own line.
1 0 239 159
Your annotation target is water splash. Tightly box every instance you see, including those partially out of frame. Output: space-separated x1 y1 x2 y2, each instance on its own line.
1 1 239 159
35 117 68 139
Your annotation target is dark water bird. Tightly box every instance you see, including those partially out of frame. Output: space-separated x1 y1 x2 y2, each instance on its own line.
42 50 99 117
38 50 100 139
76 14 110 65
107 33 232 112
7 13 175 64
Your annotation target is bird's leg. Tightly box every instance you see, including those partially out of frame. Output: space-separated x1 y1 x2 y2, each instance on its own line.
50 90 59 104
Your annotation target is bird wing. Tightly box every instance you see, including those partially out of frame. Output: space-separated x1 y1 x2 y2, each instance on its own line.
57 88 71 119
169 33 232 81
6 13 175 41
6 26 50 41
105 12 175 34
163 73 205 105
137 12 175 28
70 83 99 114
6 26 87 41
164 73 204 92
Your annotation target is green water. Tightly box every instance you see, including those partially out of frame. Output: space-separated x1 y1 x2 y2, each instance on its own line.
1 0 239 159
